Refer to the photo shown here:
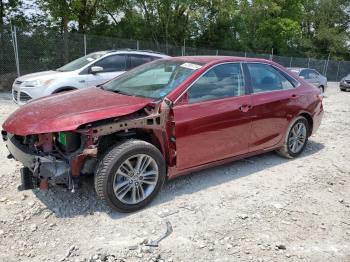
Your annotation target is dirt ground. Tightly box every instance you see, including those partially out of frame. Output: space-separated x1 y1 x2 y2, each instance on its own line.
0 82 349 262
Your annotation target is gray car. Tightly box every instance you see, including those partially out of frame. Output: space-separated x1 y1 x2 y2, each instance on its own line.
340 74 350 91
288 67 327 93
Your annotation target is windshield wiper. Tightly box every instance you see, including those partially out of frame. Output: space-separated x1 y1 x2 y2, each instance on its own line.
111 89 133 96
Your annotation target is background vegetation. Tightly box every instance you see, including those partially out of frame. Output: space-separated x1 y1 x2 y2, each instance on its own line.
0 0 349 60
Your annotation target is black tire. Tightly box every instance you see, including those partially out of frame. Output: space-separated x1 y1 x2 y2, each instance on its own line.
340 88 346 92
94 139 166 212
276 116 309 159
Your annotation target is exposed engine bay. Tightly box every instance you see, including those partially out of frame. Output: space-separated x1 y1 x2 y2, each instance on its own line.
2 99 175 191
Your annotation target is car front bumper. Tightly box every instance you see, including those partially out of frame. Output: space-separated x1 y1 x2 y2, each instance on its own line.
4 132 70 186
12 83 48 105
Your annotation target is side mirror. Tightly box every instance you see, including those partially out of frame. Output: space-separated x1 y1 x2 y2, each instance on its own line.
90 66 103 74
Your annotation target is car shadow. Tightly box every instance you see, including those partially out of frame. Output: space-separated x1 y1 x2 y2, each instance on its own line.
33 140 324 219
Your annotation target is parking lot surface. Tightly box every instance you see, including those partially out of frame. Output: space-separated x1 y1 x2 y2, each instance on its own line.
0 82 349 262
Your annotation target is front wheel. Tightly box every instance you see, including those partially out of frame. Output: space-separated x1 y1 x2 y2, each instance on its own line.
276 116 309 159
94 139 166 212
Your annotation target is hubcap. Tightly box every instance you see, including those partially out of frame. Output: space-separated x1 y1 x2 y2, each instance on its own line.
113 154 159 205
288 122 307 154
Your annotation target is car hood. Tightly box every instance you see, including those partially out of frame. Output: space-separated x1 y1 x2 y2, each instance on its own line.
15 70 76 82
2 87 153 136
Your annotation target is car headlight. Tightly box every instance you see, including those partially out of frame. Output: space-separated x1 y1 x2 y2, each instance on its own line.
21 79 54 87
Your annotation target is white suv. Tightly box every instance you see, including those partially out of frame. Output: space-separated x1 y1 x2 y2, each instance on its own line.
12 50 168 105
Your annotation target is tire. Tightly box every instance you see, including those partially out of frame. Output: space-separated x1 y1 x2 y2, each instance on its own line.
340 88 346 92
94 139 166 212
276 116 309 159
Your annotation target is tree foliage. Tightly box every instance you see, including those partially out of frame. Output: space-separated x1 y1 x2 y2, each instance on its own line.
1 0 349 59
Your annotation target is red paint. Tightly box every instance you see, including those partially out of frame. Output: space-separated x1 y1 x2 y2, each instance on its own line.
3 87 152 135
2 56 323 180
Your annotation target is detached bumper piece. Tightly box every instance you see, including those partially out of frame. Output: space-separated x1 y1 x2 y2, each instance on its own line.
6 134 71 189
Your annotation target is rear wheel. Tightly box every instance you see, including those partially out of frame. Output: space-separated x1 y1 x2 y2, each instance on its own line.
277 116 309 159
94 139 166 212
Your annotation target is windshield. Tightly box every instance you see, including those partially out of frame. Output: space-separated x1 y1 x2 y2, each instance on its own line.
57 51 107 72
102 60 203 99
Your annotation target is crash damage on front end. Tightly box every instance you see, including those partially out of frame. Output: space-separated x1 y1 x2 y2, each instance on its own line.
1 89 175 192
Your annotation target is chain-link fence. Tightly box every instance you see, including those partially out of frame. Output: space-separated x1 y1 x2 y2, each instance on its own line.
1 24 349 90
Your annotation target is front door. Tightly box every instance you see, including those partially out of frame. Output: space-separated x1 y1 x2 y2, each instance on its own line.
85 54 127 87
172 63 252 171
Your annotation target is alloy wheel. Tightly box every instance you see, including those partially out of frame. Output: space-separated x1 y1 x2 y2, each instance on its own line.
113 154 159 205
288 122 307 154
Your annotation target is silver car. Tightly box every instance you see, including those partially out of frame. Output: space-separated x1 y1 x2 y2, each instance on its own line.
340 74 350 91
12 50 168 105
288 67 327 93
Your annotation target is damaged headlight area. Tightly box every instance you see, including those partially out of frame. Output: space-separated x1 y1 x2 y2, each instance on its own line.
3 130 97 191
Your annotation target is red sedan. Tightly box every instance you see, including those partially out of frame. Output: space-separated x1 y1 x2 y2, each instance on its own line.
2 56 324 212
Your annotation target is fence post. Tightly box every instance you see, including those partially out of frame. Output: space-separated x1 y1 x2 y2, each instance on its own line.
307 57 310 68
183 39 186 56
336 61 341 82
83 34 87 55
324 53 330 76
11 25 20 77
244 52 247 57
136 40 139 50
216 49 218 56
289 57 292 67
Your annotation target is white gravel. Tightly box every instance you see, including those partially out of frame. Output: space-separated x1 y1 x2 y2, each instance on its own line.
0 82 349 262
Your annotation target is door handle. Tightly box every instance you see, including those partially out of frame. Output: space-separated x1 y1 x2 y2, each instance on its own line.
290 94 299 99
239 104 252 112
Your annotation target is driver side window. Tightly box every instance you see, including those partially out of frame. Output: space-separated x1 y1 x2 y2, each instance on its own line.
93 54 126 72
187 63 245 103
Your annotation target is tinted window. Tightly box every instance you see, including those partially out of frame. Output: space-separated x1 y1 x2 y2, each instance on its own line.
94 54 126 72
128 55 154 69
247 63 294 93
300 69 312 79
188 63 245 103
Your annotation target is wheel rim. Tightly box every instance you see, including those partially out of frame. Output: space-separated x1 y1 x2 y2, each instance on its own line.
288 122 307 154
113 154 159 205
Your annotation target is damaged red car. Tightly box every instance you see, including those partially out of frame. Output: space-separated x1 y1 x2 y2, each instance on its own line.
2 56 324 212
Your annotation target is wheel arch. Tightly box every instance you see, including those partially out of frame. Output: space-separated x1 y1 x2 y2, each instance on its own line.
53 86 78 94
97 129 166 160
299 112 313 137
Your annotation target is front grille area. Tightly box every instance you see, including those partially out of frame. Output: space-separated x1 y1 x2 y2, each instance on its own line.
19 92 32 102
13 90 18 101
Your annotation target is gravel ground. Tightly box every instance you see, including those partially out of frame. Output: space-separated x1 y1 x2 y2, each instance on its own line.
0 82 349 262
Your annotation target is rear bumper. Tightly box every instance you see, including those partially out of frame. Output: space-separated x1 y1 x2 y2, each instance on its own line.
5 133 70 186
312 105 324 136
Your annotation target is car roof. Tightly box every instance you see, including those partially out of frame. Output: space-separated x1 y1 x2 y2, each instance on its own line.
104 49 168 57
161 56 274 65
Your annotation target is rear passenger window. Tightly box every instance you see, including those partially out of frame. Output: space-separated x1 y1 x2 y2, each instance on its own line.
188 63 245 103
128 55 154 69
247 63 295 93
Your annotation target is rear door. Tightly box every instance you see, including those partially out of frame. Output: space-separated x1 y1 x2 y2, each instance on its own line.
245 63 298 152
84 54 127 87
172 63 252 170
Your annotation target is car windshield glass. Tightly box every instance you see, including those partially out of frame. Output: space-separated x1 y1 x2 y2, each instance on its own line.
102 60 203 99
57 52 107 72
